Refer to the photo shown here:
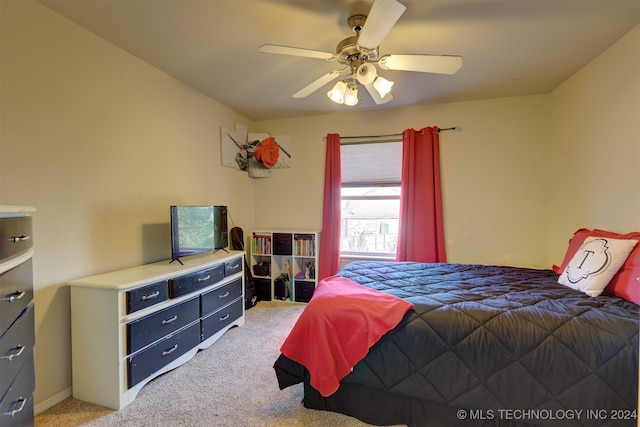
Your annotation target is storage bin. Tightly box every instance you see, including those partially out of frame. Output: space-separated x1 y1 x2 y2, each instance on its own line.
273 233 292 255
295 281 315 303
252 262 270 276
254 278 271 301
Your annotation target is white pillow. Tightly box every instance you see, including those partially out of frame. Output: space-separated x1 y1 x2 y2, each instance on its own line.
558 236 638 297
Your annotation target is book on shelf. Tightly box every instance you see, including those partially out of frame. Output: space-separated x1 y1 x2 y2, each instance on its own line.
294 234 316 257
252 233 272 255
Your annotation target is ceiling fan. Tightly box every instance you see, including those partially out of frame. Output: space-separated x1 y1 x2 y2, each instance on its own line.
258 0 462 106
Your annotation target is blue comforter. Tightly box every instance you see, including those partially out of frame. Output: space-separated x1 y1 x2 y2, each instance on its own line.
275 261 639 426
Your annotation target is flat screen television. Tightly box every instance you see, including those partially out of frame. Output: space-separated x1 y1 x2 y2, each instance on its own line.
170 205 228 263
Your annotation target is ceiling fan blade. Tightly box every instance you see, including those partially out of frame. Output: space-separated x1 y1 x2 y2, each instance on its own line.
364 83 393 105
259 44 334 60
357 0 406 50
292 69 345 98
378 54 462 75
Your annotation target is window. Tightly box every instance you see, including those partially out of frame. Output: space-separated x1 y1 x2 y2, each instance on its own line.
340 140 402 257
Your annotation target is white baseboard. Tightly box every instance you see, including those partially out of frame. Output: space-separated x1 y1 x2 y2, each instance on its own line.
35 387 72 415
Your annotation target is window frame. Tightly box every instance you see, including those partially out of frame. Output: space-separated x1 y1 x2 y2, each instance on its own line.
340 138 402 259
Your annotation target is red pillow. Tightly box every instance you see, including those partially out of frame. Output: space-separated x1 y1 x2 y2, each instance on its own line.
554 228 640 304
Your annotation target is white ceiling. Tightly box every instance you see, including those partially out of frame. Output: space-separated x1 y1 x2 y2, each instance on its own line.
38 0 639 121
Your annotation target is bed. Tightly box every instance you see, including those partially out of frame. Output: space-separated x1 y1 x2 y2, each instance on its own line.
273 260 639 426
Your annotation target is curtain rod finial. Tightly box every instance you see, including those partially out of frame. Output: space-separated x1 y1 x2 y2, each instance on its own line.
437 126 462 133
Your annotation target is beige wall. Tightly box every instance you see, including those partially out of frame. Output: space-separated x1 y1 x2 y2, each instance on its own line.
255 95 550 268
1 0 638 414
1 1 254 409
546 24 640 266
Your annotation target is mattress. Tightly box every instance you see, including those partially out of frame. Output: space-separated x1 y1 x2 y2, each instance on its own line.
274 261 639 426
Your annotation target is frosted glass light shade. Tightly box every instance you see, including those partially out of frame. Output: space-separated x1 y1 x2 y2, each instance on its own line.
373 76 394 97
343 85 359 106
327 81 347 104
356 63 377 85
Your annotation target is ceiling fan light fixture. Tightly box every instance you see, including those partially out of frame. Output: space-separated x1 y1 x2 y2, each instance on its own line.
260 0 462 105
373 76 394 97
343 84 359 106
327 80 347 104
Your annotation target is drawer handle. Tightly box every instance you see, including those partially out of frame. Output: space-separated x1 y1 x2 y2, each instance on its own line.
2 290 26 303
198 275 211 282
8 397 26 418
9 235 30 243
219 313 230 321
4 345 25 361
162 344 178 357
141 291 160 301
161 315 178 325
219 291 230 299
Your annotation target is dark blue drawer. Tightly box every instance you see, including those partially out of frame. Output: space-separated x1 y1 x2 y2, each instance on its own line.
224 257 242 277
126 280 168 314
200 278 243 317
127 321 200 389
169 265 224 298
201 298 242 341
127 297 199 354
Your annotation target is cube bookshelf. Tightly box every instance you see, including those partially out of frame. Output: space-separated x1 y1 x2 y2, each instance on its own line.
250 231 319 302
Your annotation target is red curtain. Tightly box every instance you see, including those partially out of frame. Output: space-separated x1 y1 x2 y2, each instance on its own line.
318 133 342 279
396 127 447 263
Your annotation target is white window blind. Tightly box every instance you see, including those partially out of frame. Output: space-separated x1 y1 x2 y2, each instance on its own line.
341 141 402 185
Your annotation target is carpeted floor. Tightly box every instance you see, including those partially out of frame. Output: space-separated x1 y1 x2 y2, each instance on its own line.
35 300 397 427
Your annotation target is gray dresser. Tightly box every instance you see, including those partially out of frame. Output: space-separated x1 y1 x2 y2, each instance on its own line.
0 206 36 427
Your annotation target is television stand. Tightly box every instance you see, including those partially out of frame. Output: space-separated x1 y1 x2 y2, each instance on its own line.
69 251 245 410
170 258 184 265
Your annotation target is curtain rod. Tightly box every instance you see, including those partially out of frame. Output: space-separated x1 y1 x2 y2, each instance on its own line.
326 126 462 142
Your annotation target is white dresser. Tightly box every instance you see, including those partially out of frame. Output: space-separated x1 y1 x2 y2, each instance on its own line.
68 250 245 410
0 206 36 427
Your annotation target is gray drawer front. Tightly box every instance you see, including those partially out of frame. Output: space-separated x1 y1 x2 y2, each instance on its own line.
224 257 242 277
127 297 199 354
0 217 33 262
0 302 35 393
126 281 169 314
127 321 200 389
200 278 242 317
201 298 242 342
169 265 224 298
0 259 33 336
0 355 34 427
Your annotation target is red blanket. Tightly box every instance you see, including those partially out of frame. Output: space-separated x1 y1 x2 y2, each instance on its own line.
280 275 414 397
